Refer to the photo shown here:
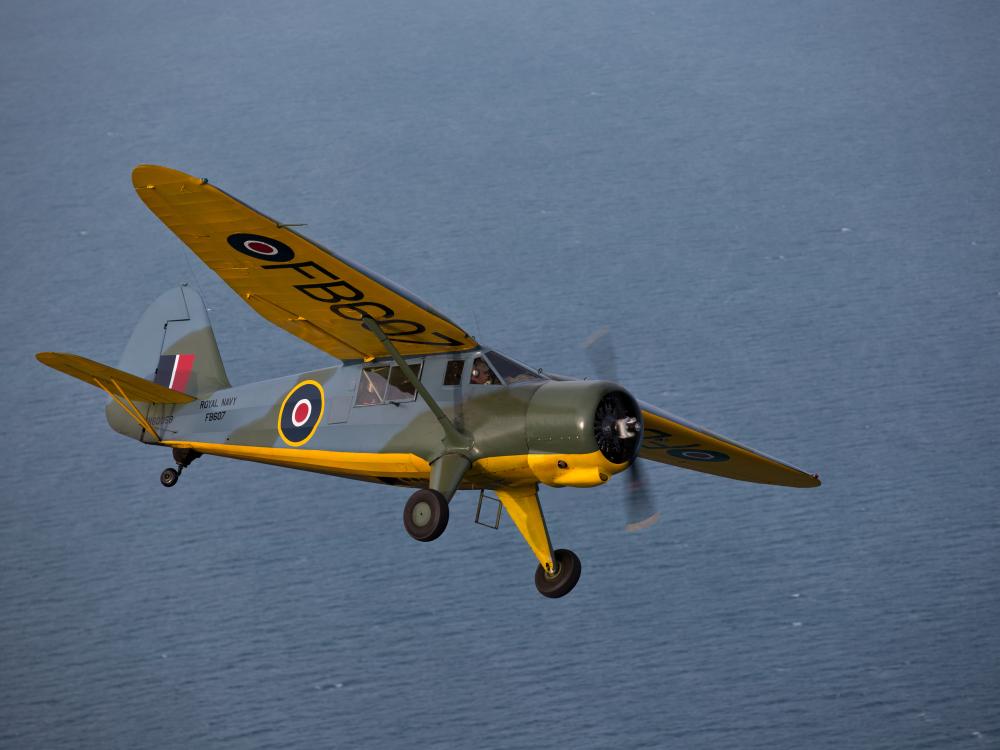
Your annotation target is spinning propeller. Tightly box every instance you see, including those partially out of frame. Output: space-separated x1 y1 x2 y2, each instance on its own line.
582 327 661 532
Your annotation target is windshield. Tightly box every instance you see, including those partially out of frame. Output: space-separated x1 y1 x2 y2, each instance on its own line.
485 351 545 385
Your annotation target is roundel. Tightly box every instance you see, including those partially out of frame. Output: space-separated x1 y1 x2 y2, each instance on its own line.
278 380 324 447
666 448 730 462
227 233 295 262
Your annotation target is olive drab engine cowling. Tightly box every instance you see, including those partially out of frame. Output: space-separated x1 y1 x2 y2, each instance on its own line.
522 380 642 488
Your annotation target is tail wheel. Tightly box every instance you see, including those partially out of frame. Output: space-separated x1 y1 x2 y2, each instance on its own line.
160 467 180 488
403 489 449 542
535 549 582 598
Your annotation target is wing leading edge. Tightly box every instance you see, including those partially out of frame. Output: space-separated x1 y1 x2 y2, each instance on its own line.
639 402 820 488
132 165 478 362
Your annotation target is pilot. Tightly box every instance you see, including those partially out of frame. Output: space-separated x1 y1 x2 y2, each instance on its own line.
470 357 499 385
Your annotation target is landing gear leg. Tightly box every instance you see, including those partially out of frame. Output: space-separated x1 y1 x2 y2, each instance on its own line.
495 486 583 598
429 453 471 501
160 448 201 488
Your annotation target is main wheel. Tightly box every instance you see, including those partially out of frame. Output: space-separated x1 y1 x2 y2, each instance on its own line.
160 467 180 488
403 489 449 542
535 548 582 598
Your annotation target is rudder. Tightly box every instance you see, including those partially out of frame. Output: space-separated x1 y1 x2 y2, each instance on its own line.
117 284 230 393
107 284 229 439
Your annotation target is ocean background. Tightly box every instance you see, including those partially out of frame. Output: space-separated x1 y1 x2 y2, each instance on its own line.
1 1 998 747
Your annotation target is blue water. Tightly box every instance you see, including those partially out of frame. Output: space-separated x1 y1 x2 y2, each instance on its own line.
2 2 998 748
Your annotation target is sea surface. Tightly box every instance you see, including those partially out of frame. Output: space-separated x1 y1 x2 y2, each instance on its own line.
1 2 998 748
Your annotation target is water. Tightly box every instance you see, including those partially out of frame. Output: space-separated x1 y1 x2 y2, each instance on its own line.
2 2 998 747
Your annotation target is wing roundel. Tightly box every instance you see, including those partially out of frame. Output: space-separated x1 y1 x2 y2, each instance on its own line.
132 165 478 362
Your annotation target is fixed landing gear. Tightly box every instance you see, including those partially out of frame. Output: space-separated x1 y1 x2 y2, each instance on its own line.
160 467 180 487
160 448 200 488
534 548 582 598
403 489 449 542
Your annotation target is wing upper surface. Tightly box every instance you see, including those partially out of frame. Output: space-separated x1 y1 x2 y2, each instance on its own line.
639 401 820 488
132 165 478 361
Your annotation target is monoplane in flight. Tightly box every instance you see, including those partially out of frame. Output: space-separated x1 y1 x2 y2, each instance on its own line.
39 166 820 597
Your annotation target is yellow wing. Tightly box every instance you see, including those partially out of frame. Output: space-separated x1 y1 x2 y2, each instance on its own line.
132 165 478 362
639 402 820 488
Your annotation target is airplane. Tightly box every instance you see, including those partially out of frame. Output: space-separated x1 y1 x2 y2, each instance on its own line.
37 165 821 598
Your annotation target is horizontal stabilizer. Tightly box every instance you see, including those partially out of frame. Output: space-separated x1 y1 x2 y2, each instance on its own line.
36 352 196 404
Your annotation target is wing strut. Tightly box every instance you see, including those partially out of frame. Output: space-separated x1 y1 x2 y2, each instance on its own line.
93 377 161 442
496 486 556 573
361 316 470 453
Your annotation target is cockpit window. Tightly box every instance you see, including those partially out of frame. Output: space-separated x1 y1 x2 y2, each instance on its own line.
443 360 464 386
486 351 545 384
470 356 501 385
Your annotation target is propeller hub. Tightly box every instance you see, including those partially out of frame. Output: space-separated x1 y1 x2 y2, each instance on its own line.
593 391 642 464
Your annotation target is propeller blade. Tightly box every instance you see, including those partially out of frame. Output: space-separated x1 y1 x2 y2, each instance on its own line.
581 325 618 383
583 326 660 532
624 459 660 532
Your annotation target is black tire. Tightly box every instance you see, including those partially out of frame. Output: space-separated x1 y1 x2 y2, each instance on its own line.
403 489 449 542
535 548 582 598
160 467 179 488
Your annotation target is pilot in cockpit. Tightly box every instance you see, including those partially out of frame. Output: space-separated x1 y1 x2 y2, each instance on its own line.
470 357 500 385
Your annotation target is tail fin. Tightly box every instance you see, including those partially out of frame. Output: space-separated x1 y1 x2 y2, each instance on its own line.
108 284 228 440
118 284 230 394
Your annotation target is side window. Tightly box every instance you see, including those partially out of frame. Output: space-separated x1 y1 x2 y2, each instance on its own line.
443 360 464 386
356 366 389 406
356 362 423 405
387 363 422 401
470 356 501 385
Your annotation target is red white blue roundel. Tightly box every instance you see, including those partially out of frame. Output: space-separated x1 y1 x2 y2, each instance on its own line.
667 448 729 462
227 233 295 263
278 380 324 446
